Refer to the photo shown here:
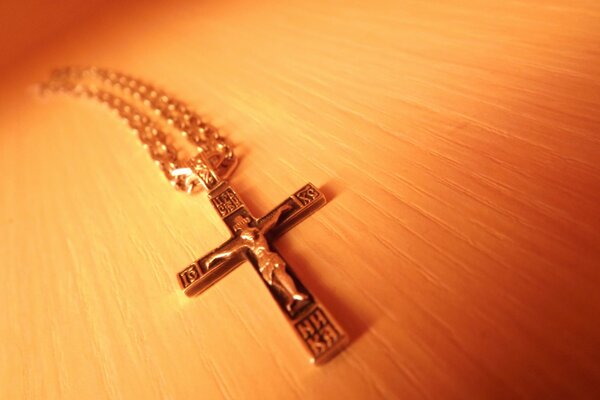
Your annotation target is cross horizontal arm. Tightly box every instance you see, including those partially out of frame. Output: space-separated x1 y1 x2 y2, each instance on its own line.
258 183 326 238
177 237 246 296
176 182 326 296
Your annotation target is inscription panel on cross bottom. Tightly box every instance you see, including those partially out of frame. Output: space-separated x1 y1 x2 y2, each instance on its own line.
295 307 341 358
211 188 242 218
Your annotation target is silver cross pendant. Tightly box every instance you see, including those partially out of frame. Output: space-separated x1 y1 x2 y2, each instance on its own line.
174 155 347 364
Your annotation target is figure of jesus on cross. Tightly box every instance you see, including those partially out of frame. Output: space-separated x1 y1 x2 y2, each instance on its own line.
203 207 309 312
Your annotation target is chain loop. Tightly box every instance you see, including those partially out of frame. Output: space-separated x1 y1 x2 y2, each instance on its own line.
40 67 238 193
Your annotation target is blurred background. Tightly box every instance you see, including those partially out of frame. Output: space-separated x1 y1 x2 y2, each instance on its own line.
1 1 600 399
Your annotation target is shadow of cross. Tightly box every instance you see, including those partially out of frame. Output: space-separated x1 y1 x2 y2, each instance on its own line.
175 160 347 364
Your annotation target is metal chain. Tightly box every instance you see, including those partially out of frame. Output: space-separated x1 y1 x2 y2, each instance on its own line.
40 67 237 193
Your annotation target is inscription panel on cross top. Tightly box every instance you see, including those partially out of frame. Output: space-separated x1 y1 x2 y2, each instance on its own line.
211 188 242 218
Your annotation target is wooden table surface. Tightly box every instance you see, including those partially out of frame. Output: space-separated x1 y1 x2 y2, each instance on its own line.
1 0 600 399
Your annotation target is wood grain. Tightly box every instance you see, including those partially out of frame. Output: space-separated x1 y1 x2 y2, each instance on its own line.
1 0 600 398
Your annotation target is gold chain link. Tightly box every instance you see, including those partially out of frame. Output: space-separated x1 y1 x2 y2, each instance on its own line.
40 67 237 192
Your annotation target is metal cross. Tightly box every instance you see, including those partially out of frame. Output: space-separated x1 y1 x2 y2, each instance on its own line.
174 156 347 364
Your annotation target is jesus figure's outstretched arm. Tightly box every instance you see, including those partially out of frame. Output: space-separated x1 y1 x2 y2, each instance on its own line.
260 203 292 233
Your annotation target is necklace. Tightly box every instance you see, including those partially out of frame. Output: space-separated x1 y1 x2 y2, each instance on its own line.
41 67 347 364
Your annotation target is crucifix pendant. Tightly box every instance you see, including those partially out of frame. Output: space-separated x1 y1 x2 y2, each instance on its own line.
174 156 347 364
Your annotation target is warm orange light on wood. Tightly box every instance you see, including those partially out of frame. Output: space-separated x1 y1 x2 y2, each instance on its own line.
1 0 600 399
